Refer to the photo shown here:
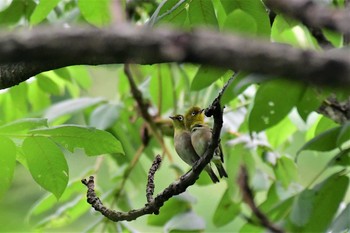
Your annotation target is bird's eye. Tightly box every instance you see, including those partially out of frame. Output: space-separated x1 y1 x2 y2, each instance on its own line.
191 111 196 116
178 115 183 121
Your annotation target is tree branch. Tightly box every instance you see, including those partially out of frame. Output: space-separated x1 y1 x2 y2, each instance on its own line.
1 25 350 89
265 0 350 37
238 166 284 233
81 71 229 222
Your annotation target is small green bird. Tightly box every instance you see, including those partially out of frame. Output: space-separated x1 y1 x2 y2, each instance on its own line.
170 114 220 183
185 107 228 178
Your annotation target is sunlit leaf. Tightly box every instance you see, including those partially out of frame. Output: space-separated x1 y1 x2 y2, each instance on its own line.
274 156 298 188
188 0 217 27
296 87 324 122
299 127 341 153
0 118 47 133
30 0 60 25
36 74 62 96
0 0 36 25
78 0 111 26
266 117 297 148
190 66 228 91
223 9 257 35
30 125 125 156
0 136 16 198
23 137 69 199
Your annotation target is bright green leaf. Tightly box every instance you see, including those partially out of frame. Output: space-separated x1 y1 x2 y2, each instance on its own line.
337 121 350 146
36 74 62 96
274 156 298 188
213 189 240 227
0 118 48 134
249 79 304 133
30 125 125 156
296 87 324 122
23 137 69 199
28 80 51 112
188 0 217 27
67 66 92 90
78 0 111 26
0 0 36 25
153 0 189 27
9 82 28 120
220 0 270 36
0 136 16 198
191 66 228 91
299 127 341 153
266 117 297 148
223 9 257 35
30 0 60 25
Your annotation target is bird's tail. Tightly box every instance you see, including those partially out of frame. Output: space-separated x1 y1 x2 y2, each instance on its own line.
213 160 228 178
204 166 220 183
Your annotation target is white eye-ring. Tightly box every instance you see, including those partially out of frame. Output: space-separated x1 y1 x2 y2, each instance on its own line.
191 111 196 116
178 115 184 121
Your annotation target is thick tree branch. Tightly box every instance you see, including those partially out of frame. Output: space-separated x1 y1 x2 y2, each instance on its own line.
82 72 228 222
265 0 350 37
1 25 350 89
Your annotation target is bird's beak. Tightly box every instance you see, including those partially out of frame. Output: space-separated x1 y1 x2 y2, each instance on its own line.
169 116 175 120
200 109 205 113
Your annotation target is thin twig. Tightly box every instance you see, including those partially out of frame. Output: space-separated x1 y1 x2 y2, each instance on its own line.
124 64 173 162
238 166 284 233
146 155 162 204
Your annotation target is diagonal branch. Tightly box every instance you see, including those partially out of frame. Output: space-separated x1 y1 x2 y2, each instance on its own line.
1 25 350 89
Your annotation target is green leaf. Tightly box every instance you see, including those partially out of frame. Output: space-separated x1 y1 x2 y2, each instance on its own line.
0 136 16 198
213 189 240 227
220 72 264 105
0 118 48 134
0 0 36 25
30 125 125 156
36 74 62 95
23 137 69 199
266 117 297 148
296 87 324 122
89 103 120 130
164 211 205 233
30 0 60 25
249 79 304 133
271 15 298 44
78 0 111 26
337 121 350 146
299 127 341 153
148 194 192 226
290 189 315 227
223 9 257 35
28 80 50 112
220 0 270 36
67 66 92 90
9 82 28 120
190 66 228 91
29 179 85 217
188 0 218 27
274 156 298 188
291 173 349 232
155 0 188 26
328 203 350 233
44 97 105 122
329 148 350 166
